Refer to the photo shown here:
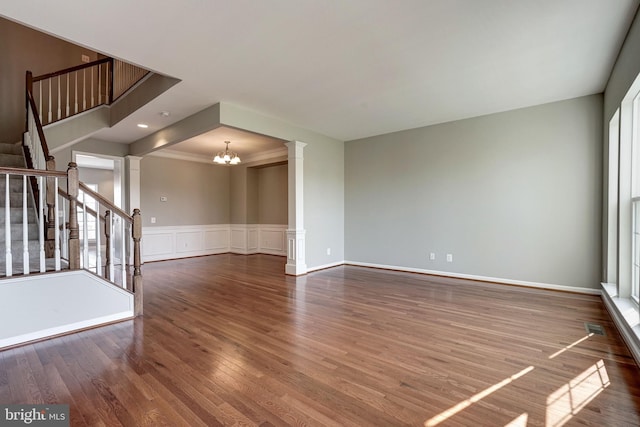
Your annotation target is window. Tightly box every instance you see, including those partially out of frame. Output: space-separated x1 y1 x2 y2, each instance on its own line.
607 110 619 285
633 93 640 302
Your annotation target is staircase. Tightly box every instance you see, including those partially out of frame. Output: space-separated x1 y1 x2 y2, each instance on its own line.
0 56 147 349
0 142 42 276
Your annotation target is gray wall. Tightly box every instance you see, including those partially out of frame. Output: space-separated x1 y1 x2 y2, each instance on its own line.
140 156 287 228
604 8 640 122
0 17 98 144
140 156 230 226
230 166 247 224
258 164 288 224
345 95 602 289
229 162 288 224
52 138 130 168
305 138 345 266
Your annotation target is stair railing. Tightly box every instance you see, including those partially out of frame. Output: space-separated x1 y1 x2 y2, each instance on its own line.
24 81 57 252
0 163 143 316
27 58 149 127
0 167 65 277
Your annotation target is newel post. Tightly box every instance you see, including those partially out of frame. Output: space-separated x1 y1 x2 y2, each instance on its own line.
67 162 80 269
132 208 143 316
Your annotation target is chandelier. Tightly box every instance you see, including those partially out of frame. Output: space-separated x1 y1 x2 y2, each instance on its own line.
213 141 241 165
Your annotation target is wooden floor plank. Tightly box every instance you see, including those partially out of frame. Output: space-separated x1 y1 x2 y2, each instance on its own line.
1 253 639 426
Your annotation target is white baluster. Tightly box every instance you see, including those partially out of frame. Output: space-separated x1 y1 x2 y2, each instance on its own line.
74 72 78 114
22 175 29 274
109 213 115 280
82 69 86 111
61 197 68 259
98 65 102 105
82 191 88 269
121 216 126 287
90 66 95 107
57 75 61 121
54 177 60 271
96 202 102 276
47 79 52 123
4 174 12 277
66 73 70 117
38 82 43 123
38 176 45 272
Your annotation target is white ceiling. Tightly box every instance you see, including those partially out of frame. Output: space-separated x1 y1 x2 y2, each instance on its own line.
1 1 638 150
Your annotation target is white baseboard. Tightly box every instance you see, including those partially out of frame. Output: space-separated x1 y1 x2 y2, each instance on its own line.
307 261 345 272
343 260 602 295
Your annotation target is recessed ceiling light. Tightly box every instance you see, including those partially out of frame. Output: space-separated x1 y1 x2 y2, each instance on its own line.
160 111 170 117
137 123 149 129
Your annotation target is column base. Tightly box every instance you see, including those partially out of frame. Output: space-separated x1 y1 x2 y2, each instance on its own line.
285 262 308 276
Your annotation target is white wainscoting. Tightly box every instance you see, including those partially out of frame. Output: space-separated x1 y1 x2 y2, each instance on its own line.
142 224 286 262
259 225 287 256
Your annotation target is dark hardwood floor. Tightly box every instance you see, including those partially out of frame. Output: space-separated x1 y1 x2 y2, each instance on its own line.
1 254 639 426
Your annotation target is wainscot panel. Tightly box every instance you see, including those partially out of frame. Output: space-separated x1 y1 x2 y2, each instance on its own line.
142 225 286 261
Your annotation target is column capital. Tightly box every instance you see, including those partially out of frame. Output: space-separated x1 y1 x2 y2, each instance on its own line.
285 141 307 159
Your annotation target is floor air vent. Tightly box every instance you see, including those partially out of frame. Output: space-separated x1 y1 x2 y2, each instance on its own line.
584 322 606 336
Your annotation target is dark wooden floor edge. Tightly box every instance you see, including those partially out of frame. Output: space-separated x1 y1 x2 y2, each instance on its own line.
142 252 286 264
0 316 135 353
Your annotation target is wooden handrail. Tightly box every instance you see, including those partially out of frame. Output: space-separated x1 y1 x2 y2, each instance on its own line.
25 89 52 159
32 58 111 83
0 166 67 178
79 182 132 223
57 188 105 222
0 162 143 316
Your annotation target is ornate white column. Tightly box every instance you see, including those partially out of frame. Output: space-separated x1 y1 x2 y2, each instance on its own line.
285 141 307 275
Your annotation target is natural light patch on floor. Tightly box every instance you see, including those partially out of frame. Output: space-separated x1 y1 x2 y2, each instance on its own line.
504 413 528 427
548 334 593 359
424 365 535 427
545 359 610 427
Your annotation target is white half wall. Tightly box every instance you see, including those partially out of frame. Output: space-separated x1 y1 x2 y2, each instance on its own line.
0 270 134 349
142 224 287 262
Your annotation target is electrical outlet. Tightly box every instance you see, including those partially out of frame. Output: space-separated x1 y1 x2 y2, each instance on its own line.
429 252 436 260
150 217 157 224
446 253 453 262
81 54 90 63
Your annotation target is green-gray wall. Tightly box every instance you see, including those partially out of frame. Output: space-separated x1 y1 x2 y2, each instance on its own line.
141 157 287 227
140 156 230 226
258 164 287 224
345 95 602 289
604 8 640 121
